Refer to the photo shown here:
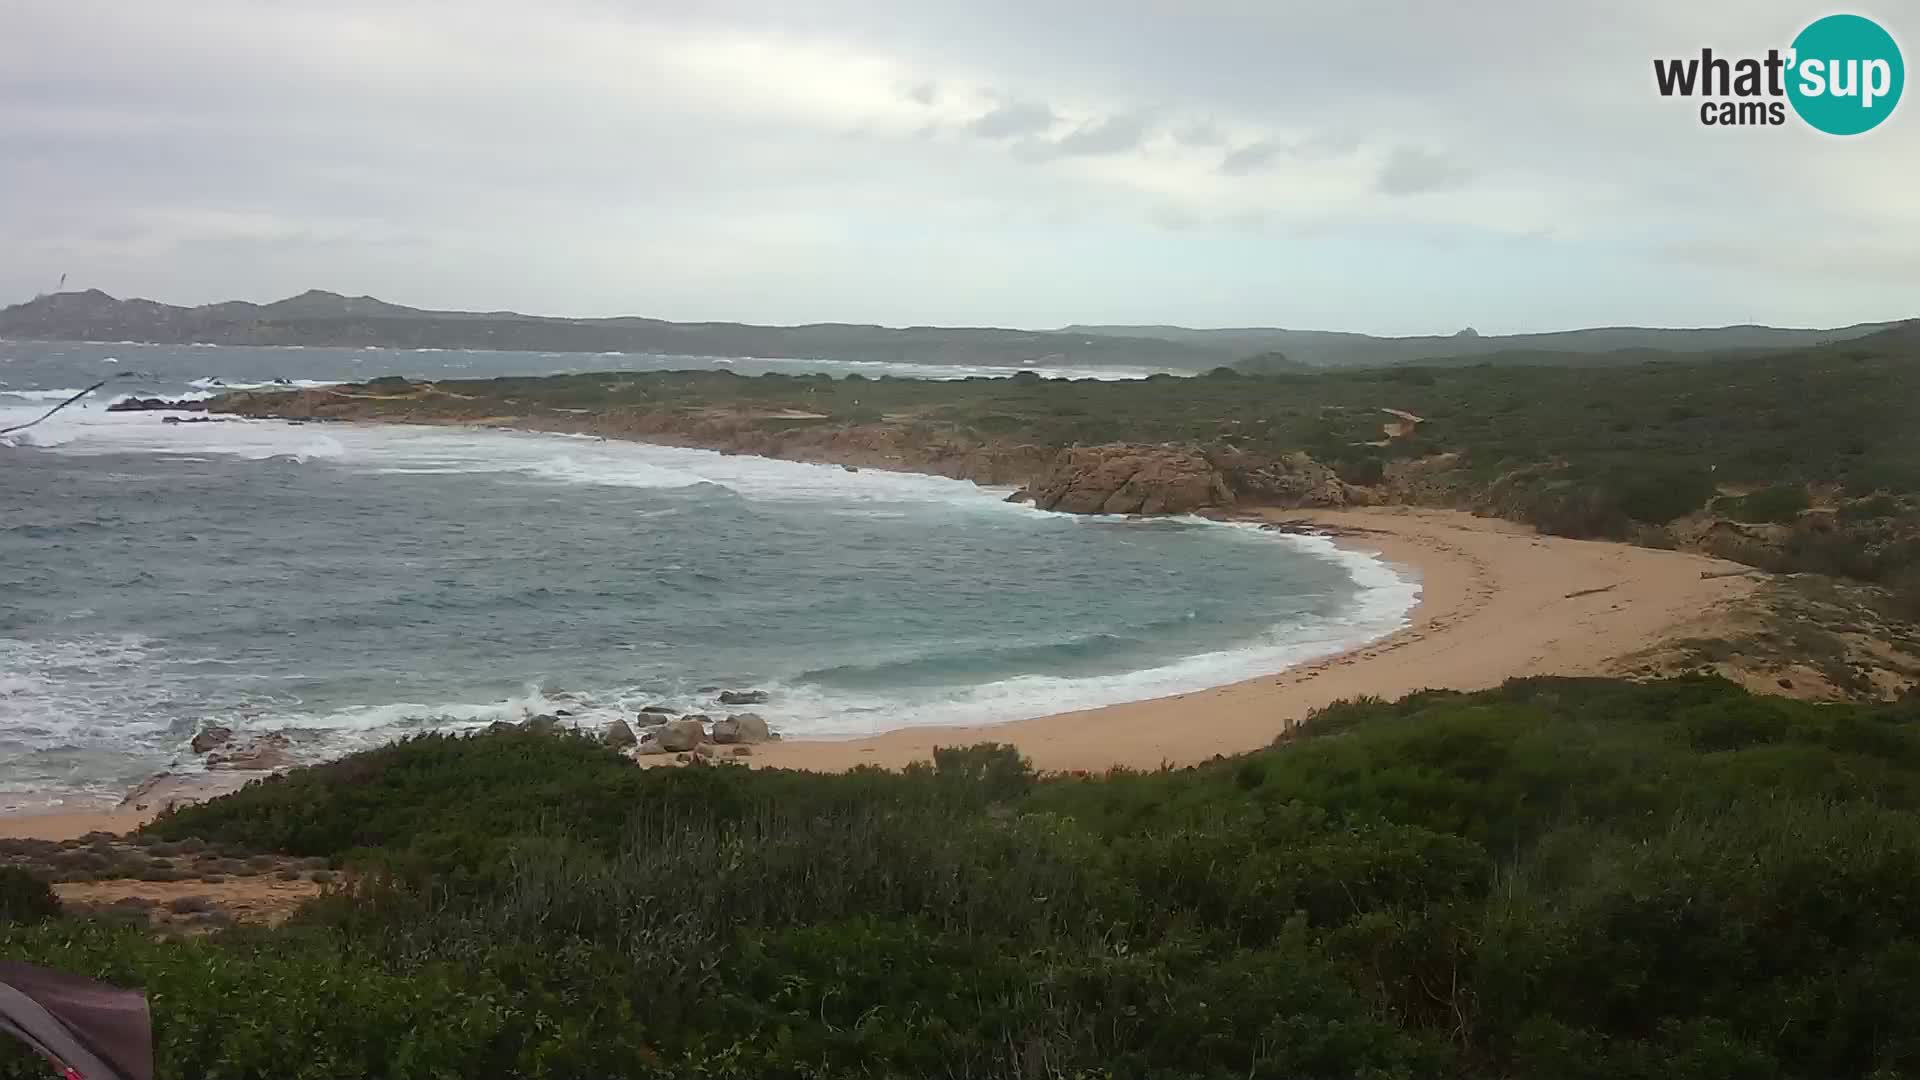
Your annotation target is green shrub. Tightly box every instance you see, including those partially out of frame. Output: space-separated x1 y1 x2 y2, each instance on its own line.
1721 483 1813 523
27 679 1919 1077
0 867 60 924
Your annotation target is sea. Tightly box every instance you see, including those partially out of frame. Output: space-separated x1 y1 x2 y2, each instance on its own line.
0 341 1419 810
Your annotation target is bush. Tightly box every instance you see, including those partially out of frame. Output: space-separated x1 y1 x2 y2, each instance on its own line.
1721 483 1812 523
0 867 60 924
27 679 1918 1077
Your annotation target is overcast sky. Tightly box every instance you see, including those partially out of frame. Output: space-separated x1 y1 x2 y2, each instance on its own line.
2 1 1914 334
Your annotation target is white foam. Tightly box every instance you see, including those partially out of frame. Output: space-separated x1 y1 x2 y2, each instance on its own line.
757 527 1419 737
188 377 341 391
1 406 1031 511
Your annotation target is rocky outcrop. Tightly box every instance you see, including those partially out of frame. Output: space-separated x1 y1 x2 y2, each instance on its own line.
212 387 1378 518
655 718 708 753
1024 445 1234 515
1207 449 1364 508
710 713 771 745
108 396 208 413
206 733 294 771
189 726 234 754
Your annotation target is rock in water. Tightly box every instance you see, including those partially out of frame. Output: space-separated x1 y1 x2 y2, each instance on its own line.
601 719 637 749
189 726 234 754
207 732 293 771
717 689 770 705
638 704 676 716
107 396 208 413
656 718 708 752
710 713 772 745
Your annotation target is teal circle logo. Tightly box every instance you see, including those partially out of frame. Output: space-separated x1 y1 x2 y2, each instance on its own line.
1787 14 1904 134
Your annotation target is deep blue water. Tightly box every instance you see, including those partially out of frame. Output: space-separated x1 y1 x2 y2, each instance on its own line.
0 342 1416 809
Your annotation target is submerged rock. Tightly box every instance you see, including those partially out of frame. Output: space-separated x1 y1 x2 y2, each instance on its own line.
717 689 770 705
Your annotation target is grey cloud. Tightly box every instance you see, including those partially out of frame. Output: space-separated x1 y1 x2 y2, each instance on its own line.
1376 146 1472 195
968 100 1056 138
1051 114 1148 156
1 0 1912 331
1172 120 1223 147
1294 130 1361 160
1219 140 1281 175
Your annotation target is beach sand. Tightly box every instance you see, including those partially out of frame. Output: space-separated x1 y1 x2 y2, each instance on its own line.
1 506 1759 840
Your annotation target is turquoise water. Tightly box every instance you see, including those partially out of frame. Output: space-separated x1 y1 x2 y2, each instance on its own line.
0 343 1417 809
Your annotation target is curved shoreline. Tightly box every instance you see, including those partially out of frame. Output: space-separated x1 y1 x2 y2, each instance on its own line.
731 505 1760 773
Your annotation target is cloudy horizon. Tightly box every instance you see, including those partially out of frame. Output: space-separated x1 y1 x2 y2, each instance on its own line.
2 1 1914 335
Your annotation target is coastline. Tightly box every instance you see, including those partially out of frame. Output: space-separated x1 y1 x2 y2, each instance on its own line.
1 503 1759 840
733 505 1759 772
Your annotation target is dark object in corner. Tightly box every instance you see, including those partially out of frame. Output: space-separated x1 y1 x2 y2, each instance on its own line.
0 960 153 1080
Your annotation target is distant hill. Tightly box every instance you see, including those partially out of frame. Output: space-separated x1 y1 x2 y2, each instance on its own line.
0 290 1228 370
1063 321 1900 368
1 288 1902 370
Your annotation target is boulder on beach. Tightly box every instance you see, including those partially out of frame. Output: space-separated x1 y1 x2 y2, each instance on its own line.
635 734 669 756
486 720 518 735
190 726 235 755
656 718 708 752
522 714 561 735
718 689 770 705
601 719 637 749
710 713 771 745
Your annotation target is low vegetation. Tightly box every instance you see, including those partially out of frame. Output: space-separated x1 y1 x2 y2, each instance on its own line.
219 323 1920 591
8 677 1920 1077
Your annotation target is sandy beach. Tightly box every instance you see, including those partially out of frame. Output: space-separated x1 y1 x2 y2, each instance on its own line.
1 506 1759 840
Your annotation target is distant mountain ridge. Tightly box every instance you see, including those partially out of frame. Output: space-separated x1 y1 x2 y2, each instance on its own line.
0 289 1901 369
1063 321 1902 368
